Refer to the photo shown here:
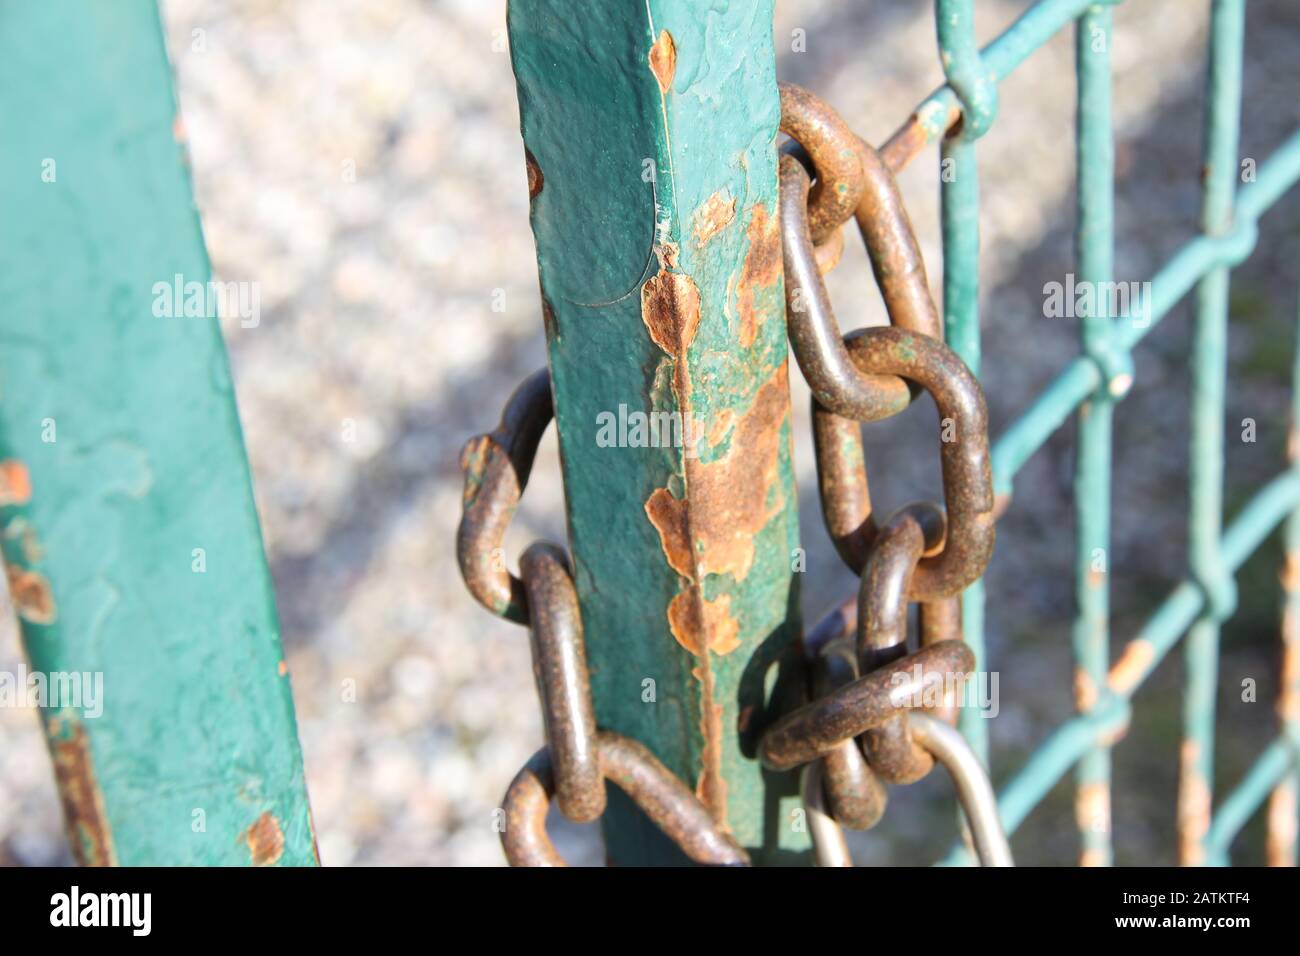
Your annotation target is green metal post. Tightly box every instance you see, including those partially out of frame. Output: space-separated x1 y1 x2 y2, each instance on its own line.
1180 0 1245 867
936 0 996 767
0 1 316 864
1072 3 1117 868
507 1 806 864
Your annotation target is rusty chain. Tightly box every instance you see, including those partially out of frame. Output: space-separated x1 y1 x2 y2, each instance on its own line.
457 82 1010 867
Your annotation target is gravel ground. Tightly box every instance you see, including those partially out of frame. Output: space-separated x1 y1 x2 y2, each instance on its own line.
1 0 1299 866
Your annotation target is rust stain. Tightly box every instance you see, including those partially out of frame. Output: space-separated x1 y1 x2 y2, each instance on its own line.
1282 550 1300 591
1266 780 1297 866
0 460 31 506
644 364 789 583
1176 739 1211 865
648 30 676 95
1072 666 1098 712
49 720 116 866
1075 780 1110 849
734 204 782 349
691 190 736 248
640 251 791 826
707 409 736 447
525 148 543 199
7 565 55 624
667 591 740 657
641 269 701 360
1107 638 1154 695
645 488 692 578
693 662 728 821
541 295 557 339
244 811 285 866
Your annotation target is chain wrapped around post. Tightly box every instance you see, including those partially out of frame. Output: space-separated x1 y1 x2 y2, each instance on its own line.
457 81 1009 868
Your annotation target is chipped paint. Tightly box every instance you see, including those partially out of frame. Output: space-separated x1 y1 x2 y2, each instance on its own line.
641 269 701 361
509 0 800 862
668 591 740 656
734 204 781 349
693 663 727 819
642 364 790 828
648 30 676 95
6 564 55 624
0 459 32 506
244 811 285 866
525 147 544 199
48 718 115 866
1266 779 1297 866
1107 638 1154 695
640 240 790 829
1072 665 1098 712
1176 738 1211 866
691 189 736 248
1075 780 1110 858
644 364 788 582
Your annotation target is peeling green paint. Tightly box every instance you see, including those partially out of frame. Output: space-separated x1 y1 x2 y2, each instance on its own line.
0 1 316 865
508 0 806 864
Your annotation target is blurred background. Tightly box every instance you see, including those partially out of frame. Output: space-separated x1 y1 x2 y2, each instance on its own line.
2 0 1299 865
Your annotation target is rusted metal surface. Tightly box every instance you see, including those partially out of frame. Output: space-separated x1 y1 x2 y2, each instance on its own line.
856 504 946 784
244 811 286 867
780 156 911 423
779 88 943 426
456 369 552 624
47 717 115 867
778 84 865 244
814 328 995 597
760 639 974 771
520 542 605 823
507 2 806 863
812 646 887 829
849 137 943 343
501 732 750 867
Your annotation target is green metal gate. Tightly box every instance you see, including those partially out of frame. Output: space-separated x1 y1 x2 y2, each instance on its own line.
477 0 1300 866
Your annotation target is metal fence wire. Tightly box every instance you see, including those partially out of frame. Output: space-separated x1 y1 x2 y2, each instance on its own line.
919 0 1300 866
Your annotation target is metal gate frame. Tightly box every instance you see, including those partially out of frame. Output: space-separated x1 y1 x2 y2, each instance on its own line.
912 0 1300 867
504 0 1300 866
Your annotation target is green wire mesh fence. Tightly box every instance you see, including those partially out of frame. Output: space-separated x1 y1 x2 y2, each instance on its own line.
923 0 1300 866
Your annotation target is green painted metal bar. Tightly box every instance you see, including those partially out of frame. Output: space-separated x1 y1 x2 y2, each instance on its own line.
942 467 1300 864
940 695 1131 864
991 127 1300 501
1179 0 1245 868
907 0 1300 866
1071 3 1116 868
936 0 993 767
898 0 1118 154
1206 738 1296 865
507 1 806 865
0 1 316 865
